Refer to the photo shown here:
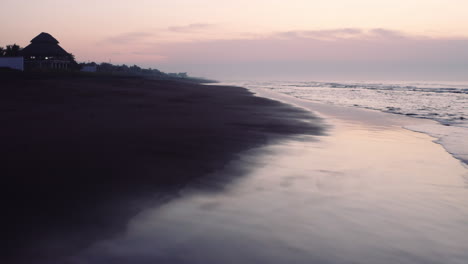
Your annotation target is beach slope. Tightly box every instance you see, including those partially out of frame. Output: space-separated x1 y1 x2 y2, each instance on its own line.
0 73 324 262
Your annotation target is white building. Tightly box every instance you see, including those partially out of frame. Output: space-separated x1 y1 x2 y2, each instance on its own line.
81 65 97 72
0 57 24 71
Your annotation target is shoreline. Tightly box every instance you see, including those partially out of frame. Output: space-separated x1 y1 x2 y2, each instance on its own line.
0 74 325 263
245 85 468 166
72 83 468 264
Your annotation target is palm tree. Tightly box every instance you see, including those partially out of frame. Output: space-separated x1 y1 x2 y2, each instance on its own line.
5 44 21 56
0 46 5 57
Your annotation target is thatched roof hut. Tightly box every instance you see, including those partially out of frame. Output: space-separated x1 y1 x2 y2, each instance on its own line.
22 32 69 58
21 32 71 70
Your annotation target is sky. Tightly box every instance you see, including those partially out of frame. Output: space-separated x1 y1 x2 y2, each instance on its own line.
1 0 468 81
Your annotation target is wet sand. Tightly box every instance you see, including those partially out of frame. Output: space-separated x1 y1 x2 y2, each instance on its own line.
71 89 468 264
3 75 467 264
0 73 324 263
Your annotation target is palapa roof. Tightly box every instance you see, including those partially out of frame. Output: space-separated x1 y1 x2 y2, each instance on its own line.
30 32 60 44
21 32 69 57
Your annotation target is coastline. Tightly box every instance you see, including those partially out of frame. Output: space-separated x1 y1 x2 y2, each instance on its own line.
72 83 468 263
245 85 468 166
0 74 324 263
2 74 467 263
218 80 468 166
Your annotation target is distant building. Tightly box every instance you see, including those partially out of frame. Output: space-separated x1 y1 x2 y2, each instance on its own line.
0 57 24 71
81 65 97 72
21 32 71 71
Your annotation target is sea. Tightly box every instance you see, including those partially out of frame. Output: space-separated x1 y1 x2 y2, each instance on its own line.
221 80 468 164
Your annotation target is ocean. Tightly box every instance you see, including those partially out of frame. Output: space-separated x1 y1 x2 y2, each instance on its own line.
222 80 468 164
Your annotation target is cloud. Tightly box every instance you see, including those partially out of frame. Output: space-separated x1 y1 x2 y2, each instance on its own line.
167 23 216 33
272 28 412 41
301 28 363 39
369 28 408 39
105 32 155 44
91 27 468 81
154 33 468 80
100 27 468 64
152 28 468 67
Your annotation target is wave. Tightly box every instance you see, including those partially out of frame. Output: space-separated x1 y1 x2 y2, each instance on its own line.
282 81 468 95
225 80 468 165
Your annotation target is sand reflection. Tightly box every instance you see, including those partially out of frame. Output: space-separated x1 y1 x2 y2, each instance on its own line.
73 118 468 264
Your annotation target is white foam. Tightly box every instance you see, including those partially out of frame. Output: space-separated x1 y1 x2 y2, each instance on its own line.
219 82 468 166
406 123 468 165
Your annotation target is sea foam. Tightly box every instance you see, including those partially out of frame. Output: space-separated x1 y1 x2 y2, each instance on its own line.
221 80 468 165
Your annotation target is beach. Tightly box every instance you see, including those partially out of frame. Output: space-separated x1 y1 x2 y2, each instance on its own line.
2 74 468 264
0 73 323 263
74 87 468 264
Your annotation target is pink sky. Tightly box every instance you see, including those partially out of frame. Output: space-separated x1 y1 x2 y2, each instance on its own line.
2 0 468 80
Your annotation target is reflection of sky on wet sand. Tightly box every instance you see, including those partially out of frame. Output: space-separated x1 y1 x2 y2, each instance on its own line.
72 115 468 264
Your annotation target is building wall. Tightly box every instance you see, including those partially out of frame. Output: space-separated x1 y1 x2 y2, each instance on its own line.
81 65 97 72
0 57 24 71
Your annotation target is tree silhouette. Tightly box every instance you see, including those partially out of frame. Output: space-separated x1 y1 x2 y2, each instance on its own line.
67 53 80 70
5 44 22 57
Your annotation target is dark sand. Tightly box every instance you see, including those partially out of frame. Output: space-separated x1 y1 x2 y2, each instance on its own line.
0 73 324 263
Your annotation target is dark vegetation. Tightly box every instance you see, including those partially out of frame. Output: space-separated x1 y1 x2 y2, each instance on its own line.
79 61 215 83
0 44 22 57
1 43 215 83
